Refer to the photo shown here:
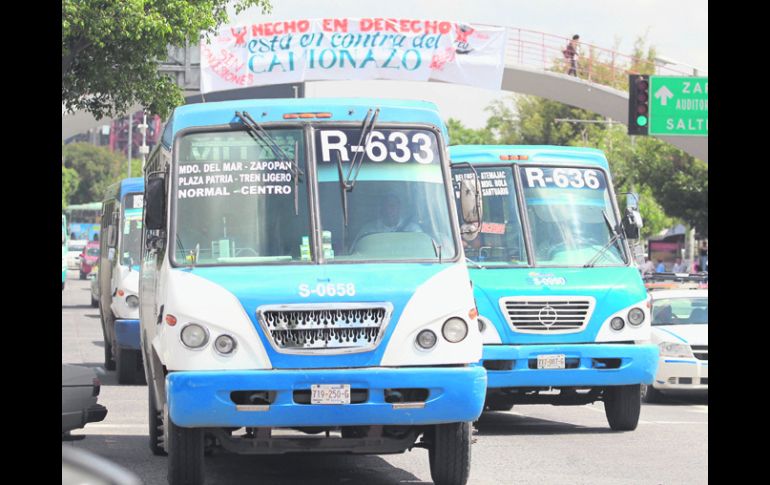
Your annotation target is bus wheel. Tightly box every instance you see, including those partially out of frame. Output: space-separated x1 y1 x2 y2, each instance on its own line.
148 383 167 456
604 384 641 431
90 295 99 308
641 384 663 404
428 422 471 485
116 347 139 384
167 414 204 485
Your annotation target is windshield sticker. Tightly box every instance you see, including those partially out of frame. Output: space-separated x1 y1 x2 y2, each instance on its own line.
481 222 505 234
177 160 295 199
521 167 606 190
527 271 567 286
317 129 437 165
479 170 509 196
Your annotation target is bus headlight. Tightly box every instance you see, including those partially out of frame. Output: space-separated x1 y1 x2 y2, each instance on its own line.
628 308 645 326
180 324 209 349
214 335 237 355
416 330 437 349
442 318 468 343
126 295 139 308
610 317 625 331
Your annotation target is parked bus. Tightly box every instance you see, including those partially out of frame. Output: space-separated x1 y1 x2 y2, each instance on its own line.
65 202 102 241
450 145 657 431
141 99 485 485
62 214 68 291
97 178 145 384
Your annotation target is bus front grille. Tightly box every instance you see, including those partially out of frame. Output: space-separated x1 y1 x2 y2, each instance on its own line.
257 303 393 354
499 297 595 334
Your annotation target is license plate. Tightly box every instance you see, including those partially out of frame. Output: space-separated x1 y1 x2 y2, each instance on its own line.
310 384 351 404
537 354 566 369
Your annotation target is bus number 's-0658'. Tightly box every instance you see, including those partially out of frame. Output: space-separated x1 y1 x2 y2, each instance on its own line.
299 283 356 297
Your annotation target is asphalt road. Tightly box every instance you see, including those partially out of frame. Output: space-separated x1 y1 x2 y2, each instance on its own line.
62 270 708 484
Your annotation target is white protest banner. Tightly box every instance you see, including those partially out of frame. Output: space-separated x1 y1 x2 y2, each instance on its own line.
200 18 506 92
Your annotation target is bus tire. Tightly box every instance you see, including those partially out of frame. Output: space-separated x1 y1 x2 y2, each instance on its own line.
116 347 139 385
62 281 65 291
79 271 86 280
167 415 204 485
148 383 167 456
429 422 471 485
101 309 116 371
91 295 99 308
604 384 641 431
641 383 663 404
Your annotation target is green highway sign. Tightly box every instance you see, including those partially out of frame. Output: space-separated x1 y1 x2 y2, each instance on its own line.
649 76 708 136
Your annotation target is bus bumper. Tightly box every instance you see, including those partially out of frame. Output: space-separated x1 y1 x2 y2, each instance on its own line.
482 343 658 388
115 319 141 350
167 366 487 428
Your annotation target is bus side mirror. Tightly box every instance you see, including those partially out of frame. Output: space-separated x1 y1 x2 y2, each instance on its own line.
145 177 166 231
623 207 643 240
459 178 483 240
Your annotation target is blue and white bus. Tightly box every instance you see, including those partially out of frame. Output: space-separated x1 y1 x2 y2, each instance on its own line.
98 177 145 384
141 99 486 485
450 145 657 430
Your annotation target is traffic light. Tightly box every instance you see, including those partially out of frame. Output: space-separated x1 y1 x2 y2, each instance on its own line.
628 74 650 135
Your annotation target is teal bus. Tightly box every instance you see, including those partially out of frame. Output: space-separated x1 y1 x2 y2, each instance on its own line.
140 99 486 485
450 145 658 430
65 202 102 241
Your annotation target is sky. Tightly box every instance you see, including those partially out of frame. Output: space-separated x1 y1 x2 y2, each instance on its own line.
228 0 708 127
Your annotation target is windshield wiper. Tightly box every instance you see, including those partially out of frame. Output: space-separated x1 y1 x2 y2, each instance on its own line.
583 210 628 268
465 256 483 269
235 111 304 215
335 108 379 226
431 238 443 263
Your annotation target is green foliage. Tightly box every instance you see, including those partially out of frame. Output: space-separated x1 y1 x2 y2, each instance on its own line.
62 166 80 211
446 118 496 146
62 0 272 119
62 143 124 204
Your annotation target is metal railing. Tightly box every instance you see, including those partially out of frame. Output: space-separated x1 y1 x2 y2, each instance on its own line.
493 27 702 89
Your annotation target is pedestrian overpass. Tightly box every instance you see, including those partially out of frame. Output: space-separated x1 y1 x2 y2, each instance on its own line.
62 26 707 162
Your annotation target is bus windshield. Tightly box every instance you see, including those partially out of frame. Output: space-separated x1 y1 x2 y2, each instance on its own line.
316 127 457 262
173 128 310 266
121 192 143 266
519 166 626 266
452 166 526 267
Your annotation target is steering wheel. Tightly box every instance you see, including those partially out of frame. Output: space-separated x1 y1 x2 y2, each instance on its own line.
545 237 600 260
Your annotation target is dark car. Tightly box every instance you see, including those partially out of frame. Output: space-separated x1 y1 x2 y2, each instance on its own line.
62 364 108 436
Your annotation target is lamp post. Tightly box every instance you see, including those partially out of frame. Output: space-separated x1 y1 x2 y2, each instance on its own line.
137 111 149 169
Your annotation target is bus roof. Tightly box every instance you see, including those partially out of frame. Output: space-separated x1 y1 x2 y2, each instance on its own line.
448 145 609 170
162 98 447 148
65 202 102 212
103 177 144 202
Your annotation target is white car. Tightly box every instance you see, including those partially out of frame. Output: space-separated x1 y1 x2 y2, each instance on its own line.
642 288 708 402
66 239 88 270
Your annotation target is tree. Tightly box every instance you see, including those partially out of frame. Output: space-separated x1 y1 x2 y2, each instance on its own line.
446 118 496 146
62 0 272 120
63 143 125 204
62 165 80 211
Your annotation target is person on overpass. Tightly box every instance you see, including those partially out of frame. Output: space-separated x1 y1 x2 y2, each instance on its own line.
563 34 580 76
